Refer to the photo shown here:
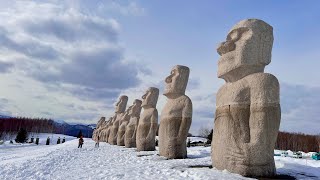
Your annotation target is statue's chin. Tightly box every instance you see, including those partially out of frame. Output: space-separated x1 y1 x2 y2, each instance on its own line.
163 91 182 99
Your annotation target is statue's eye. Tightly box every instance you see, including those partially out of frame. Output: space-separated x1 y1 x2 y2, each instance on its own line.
227 30 239 41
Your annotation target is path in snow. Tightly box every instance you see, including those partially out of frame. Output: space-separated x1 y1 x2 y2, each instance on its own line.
0 139 319 180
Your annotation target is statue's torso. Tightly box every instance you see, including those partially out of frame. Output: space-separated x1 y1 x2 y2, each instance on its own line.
212 73 280 175
126 117 138 137
137 108 157 138
160 95 191 138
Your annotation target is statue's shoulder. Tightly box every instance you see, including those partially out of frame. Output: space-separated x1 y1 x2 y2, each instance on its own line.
246 73 279 89
216 83 228 97
151 108 158 114
246 73 280 103
179 95 192 107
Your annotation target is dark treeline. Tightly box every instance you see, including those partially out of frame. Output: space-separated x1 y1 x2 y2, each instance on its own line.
275 131 320 152
0 117 56 140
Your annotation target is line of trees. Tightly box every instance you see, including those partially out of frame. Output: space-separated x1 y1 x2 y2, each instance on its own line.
275 131 320 152
0 117 56 140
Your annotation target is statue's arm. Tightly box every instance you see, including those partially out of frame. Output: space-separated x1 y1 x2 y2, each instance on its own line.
147 110 158 141
249 74 281 148
178 97 193 141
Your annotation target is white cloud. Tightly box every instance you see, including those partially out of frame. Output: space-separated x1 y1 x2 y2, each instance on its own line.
0 0 148 123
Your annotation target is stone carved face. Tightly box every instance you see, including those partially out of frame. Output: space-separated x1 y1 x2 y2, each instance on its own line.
129 99 142 117
164 65 190 96
141 87 159 108
115 95 128 113
217 19 273 81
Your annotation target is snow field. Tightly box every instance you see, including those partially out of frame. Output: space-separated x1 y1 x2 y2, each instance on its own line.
0 138 319 180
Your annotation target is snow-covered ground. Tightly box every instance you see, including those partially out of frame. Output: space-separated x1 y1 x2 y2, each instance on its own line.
0 138 319 180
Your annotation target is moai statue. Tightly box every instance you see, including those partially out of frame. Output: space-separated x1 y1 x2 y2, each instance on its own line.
125 99 142 148
100 119 111 142
136 87 159 151
108 95 128 145
103 115 116 143
159 65 192 159
96 117 106 129
212 19 281 177
92 117 106 141
117 106 132 146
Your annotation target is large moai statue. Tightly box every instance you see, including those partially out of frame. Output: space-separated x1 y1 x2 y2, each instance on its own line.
136 87 159 151
125 99 142 148
117 106 132 146
108 95 128 145
159 65 192 159
212 19 281 177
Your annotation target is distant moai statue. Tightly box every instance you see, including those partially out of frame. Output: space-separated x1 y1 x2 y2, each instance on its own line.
92 117 106 141
125 99 142 148
212 19 281 177
103 117 113 142
117 106 132 146
108 96 128 145
98 119 110 142
136 87 159 151
159 65 192 159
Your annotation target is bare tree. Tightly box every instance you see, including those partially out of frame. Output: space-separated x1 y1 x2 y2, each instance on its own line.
198 126 211 138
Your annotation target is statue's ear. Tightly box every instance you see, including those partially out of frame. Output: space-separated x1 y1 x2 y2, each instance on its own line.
260 31 273 66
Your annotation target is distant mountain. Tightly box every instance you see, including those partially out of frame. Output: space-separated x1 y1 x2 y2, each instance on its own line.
53 121 94 138
0 114 12 118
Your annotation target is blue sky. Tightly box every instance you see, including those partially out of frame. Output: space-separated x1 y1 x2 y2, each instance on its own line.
0 0 319 135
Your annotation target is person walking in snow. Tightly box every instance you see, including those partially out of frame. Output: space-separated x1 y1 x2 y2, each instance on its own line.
46 137 50 145
78 136 84 148
57 137 61 144
95 135 100 148
62 137 65 143
35 136 39 145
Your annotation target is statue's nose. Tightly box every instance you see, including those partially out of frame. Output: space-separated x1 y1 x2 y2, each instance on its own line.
165 75 172 83
217 41 235 55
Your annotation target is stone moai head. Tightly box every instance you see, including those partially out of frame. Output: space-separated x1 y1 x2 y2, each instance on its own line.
97 116 106 126
115 95 128 113
217 19 273 82
100 117 106 122
129 99 142 117
164 65 190 97
141 87 159 108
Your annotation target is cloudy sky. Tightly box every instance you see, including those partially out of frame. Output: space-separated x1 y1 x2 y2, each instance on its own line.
0 0 319 135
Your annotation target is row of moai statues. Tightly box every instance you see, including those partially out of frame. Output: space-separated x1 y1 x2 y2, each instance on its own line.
92 65 193 158
93 19 281 178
